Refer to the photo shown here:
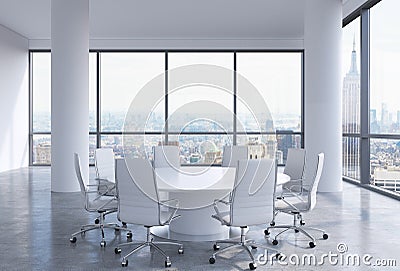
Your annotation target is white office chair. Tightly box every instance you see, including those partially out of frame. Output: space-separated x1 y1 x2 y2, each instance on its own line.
265 153 328 248
221 145 248 167
153 145 180 169
209 159 279 270
281 148 306 194
114 158 184 268
95 148 116 196
270 148 306 226
69 153 131 247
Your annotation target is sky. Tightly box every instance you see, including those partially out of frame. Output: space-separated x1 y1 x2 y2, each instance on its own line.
34 0 400 124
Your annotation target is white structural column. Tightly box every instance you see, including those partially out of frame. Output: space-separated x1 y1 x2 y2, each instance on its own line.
304 0 343 192
51 0 89 192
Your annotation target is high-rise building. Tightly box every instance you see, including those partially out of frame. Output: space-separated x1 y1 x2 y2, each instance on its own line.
342 36 360 134
342 37 360 178
381 103 389 129
397 110 400 126
370 109 380 133
277 132 293 161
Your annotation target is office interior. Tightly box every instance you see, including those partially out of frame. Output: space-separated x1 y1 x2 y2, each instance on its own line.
1 0 400 270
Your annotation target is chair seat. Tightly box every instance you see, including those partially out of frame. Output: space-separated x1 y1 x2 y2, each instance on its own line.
87 197 118 212
275 198 309 213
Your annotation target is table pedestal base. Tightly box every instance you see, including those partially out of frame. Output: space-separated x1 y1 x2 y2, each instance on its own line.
150 225 244 242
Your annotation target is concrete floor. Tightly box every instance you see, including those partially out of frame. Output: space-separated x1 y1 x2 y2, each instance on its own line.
0 166 399 270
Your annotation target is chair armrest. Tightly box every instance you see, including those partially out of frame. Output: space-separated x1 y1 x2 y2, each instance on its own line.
212 198 232 225
160 199 180 225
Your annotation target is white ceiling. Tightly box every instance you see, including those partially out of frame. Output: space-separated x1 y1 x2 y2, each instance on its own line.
0 0 306 40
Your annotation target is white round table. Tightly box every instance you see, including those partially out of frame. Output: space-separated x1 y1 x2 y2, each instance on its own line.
152 166 290 241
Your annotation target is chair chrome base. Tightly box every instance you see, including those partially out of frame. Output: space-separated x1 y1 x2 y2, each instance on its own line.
69 210 131 247
209 226 280 270
265 212 328 248
115 226 184 268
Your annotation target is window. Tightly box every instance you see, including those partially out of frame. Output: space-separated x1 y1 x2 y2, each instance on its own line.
370 0 400 193
30 52 97 165
342 17 361 180
30 51 304 167
31 52 51 165
236 52 303 162
168 53 234 164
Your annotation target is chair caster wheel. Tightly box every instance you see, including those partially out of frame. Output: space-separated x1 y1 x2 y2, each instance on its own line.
115 247 121 254
95 218 99 224
270 221 275 226
126 232 132 240
100 240 106 247
209 257 216 264
121 259 128 267
178 247 184 254
264 229 270 236
213 244 220 251
251 245 257 249
309 242 315 248
300 220 305 226
165 260 171 268
272 239 278 246
294 229 299 233
69 236 77 243
249 262 257 270
323 233 328 240
122 222 127 227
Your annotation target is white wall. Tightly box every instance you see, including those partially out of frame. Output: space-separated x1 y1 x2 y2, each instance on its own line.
0 25 29 172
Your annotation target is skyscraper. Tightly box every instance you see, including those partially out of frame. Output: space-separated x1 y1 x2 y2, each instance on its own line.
342 36 360 133
342 36 360 178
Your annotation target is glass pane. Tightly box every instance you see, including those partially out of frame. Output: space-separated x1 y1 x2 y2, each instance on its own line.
371 0 400 134
32 135 51 165
101 134 162 160
342 136 360 180
237 134 301 164
32 53 51 132
342 17 361 134
371 139 400 194
169 134 232 165
168 53 234 133
89 53 97 132
276 134 302 164
89 135 97 165
237 135 277 161
101 53 165 132
236 53 302 133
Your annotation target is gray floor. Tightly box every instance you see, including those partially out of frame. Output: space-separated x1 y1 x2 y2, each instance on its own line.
1 167 399 271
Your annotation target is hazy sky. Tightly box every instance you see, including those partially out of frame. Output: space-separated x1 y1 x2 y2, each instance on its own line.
34 0 400 123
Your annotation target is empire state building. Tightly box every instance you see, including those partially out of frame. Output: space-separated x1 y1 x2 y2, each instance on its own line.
342 37 360 133
342 37 360 179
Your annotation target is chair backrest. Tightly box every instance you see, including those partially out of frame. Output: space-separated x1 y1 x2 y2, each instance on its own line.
230 159 276 226
95 148 115 183
153 145 180 169
222 145 248 167
74 153 87 195
307 153 324 211
74 153 90 210
115 158 160 226
283 148 306 181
